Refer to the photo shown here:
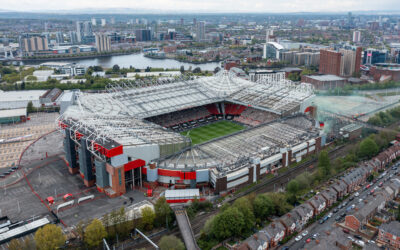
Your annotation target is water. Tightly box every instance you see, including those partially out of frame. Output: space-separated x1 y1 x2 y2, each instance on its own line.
23 53 221 71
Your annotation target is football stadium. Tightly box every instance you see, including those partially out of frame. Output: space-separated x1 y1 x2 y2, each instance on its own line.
57 70 324 197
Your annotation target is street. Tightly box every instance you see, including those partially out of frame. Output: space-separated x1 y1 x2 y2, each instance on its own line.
283 165 399 249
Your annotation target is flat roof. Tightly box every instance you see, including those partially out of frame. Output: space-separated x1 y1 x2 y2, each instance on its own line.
0 108 27 118
305 74 345 81
0 90 47 102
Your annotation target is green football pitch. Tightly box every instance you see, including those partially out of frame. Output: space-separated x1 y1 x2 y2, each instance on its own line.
180 120 245 145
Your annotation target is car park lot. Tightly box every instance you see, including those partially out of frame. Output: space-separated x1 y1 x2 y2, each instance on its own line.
0 156 146 228
283 165 400 250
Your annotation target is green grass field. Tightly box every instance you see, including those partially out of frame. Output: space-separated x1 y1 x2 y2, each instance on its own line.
180 120 245 145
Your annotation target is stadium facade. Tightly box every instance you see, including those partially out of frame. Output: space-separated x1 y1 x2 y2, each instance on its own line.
57 70 323 197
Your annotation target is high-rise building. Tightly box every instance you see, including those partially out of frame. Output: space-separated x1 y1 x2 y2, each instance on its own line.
101 19 106 27
95 33 111 52
56 31 64 44
320 47 362 77
84 22 93 37
135 29 152 42
111 17 115 25
363 49 387 65
69 31 78 44
196 21 205 42
76 21 85 43
91 18 97 26
352 31 361 43
193 18 197 26
180 18 184 26
319 49 342 76
266 29 274 42
19 34 49 54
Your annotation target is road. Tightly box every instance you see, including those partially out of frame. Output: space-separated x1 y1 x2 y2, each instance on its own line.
283 165 399 249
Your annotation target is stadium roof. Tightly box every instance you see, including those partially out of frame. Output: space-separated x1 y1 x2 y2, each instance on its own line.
60 70 315 156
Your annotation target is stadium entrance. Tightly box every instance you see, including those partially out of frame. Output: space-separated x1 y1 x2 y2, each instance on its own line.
125 168 142 190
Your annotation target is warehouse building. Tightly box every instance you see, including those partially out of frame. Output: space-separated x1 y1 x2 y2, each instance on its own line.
0 108 27 124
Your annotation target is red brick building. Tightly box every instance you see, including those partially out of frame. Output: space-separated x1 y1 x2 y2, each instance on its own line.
377 221 400 249
319 50 342 76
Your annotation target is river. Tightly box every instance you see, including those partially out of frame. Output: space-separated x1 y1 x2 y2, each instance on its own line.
23 53 221 71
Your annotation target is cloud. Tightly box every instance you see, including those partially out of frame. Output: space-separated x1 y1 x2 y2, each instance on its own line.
1 0 399 12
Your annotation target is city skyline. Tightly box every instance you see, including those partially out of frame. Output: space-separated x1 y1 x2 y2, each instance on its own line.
0 0 400 13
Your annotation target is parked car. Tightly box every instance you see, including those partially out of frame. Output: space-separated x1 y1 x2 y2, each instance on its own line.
354 235 362 240
368 240 375 244
306 238 312 243
335 216 342 221
340 212 346 218
302 231 309 237
333 208 339 213
327 212 333 218
312 233 319 239
349 196 354 201
354 192 359 197
355 240 365 247
319 219 325 224
351 204 356 209
295 235 302 241
342 228 350 234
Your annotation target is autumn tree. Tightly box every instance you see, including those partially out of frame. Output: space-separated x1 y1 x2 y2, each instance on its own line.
84 219 107 248
35 224 66 250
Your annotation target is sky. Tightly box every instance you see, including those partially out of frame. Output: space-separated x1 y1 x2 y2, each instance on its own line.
0 0 399 13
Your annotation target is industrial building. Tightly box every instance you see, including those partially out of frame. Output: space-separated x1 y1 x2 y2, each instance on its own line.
0 108 27 124
58 70 322 197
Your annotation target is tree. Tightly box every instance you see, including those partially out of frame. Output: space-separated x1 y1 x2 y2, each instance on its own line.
8 239 23 250
253 194 274 221
317 150 331 177
112 64 120 72
287 179 300 194
359 138 379 159
35 224 66 250
267 192 293 216
233 197 255 233
75 220 87 242
211 206 245 240
192 67 201 74
180 66 185 74
154 196 174 228
140 206 156 231
158 235 185 250
85 219 107 248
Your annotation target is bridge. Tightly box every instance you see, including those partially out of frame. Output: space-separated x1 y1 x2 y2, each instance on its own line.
172 206 200 250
